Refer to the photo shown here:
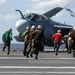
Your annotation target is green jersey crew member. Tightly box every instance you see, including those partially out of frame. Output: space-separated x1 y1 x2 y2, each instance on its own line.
2 28 13 55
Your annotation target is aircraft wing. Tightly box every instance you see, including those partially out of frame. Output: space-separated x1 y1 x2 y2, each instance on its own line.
65 8 75 18
43 7 63 18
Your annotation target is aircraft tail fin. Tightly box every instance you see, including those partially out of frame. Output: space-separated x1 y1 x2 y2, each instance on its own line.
43 7 63 18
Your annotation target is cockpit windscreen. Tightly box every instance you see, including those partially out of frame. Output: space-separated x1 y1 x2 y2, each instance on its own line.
24 13 42 21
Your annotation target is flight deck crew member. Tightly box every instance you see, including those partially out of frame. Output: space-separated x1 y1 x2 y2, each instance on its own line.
64 35 69 52
2 28 12 55
32 25 45 59
67 32 73 53
22 26 30 56
52 29 63 55
69 27 75 57
26 25 36 58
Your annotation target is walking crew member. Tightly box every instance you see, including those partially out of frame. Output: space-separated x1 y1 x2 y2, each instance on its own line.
2 28 13 55
69 27 75 57
67 32 73 53
22 26 30 56
26 25 36 58
52 29 63 55
32 25 45 59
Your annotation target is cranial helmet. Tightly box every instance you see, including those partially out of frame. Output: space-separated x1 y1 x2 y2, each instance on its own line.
31 25 36 29
8 28 12 31
73 27 75 30
37 25 42 29
57 29 61 33
26 26 30 30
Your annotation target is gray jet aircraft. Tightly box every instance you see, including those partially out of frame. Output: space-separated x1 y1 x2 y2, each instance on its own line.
14 7 73 47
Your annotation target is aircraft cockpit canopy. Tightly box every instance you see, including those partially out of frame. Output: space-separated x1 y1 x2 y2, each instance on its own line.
24 14 33 20
24 13 42 21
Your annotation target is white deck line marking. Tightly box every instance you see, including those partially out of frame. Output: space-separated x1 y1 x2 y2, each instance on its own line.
0 57 74 60
0 66 75 69
0 71 75 74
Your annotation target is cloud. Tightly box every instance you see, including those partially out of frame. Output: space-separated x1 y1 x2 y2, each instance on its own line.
25 9 31 13
29 0 40 3
32 0 71 10
0 0 74 23
24 0 72 16
0 0 73 22
0 7 20 22
0 0 8 4
4 15 18 21
0 13 2 17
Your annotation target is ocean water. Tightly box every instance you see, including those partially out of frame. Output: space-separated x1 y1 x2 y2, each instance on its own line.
0 43 66 51
0 43 24 51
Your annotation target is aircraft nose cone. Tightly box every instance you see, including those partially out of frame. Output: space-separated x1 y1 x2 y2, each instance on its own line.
16 19 30 33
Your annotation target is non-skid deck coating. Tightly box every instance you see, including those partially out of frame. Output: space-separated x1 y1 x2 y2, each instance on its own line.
0 50 75 75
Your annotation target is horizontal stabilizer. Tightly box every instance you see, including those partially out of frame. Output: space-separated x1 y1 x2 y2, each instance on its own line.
54 25 73 29
43 7 63 18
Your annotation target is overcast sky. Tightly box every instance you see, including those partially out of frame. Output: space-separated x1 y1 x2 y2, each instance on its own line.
0 0 75 43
